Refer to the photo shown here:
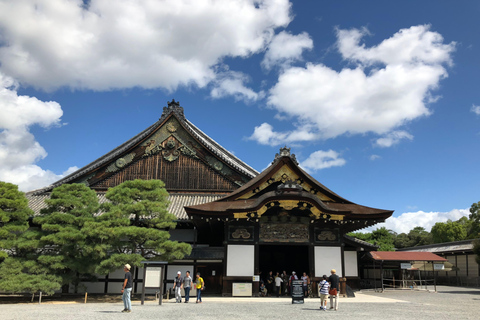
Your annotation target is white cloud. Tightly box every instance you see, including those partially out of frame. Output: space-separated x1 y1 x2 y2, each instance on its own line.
262 31 313 69
252 25 455 146
0 0 292 91
248 122 317 145
0 72 70 191
471 104 480 115
210 71 264 102
370 154 381 160
365 208 470 234
375 130 413 148
300 150 346 172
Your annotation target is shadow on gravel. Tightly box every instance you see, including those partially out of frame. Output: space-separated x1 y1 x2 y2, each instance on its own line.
438 290 480 295
97 311 121 313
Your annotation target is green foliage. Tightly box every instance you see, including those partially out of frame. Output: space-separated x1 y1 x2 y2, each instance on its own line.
0 257 61 295
0 181 35 258
394 227 433 249
93 179 191 274
349 227 396 251
468 201 480 238
0 181 62 294
431 219 468 243
33 184 100 290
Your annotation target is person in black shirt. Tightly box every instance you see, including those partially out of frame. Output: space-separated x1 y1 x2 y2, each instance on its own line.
266 271 274 296
121 264 133 313
328 269 340 311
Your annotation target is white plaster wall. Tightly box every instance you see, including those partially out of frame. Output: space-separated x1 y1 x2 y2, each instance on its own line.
314 246 342 277
226 245 255 277
344 251 358 277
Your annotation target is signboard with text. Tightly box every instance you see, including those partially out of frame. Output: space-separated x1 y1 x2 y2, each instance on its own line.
291 280 304 304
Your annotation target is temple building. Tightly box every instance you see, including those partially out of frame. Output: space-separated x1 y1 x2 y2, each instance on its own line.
27 100 393 296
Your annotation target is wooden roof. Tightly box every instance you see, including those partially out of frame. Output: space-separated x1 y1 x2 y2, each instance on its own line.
369 251 447 262
27 192 225 221
29 100 258 195
185 147 393 230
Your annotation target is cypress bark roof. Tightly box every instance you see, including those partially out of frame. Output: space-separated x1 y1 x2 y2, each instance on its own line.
29 100 258 196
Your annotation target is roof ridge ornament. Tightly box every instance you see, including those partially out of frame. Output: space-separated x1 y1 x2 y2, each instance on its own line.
162 99 185 120
272 146 299 165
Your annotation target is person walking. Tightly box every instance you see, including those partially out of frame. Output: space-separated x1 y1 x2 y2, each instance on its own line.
173 271 183 303
328 269 340 311
195 272 205 303
274 272 283 297
318 274 330 311
183 271 192 303
121 264 133 313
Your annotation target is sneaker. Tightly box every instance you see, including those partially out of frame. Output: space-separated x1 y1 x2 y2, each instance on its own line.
121 309 127 313
126 309 131 313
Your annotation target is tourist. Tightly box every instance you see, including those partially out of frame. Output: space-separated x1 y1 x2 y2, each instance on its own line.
301 272 309 297
274 272 283 297
266 271 274 296
195 272 205 303
183 271 192 303
289 271 298 296
328 269 340 311
259 282 267 297
173 271 183 303
281 271 288 295
121 264 132 313
318 274 330 311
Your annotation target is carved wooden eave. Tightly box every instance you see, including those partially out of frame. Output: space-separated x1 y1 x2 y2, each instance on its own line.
185 147 393 232
29 100 259 195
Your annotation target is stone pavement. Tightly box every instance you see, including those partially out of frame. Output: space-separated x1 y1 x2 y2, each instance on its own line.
2 286 479 320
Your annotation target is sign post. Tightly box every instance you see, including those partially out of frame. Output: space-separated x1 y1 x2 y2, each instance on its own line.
291 280 304 304
141 261 167 306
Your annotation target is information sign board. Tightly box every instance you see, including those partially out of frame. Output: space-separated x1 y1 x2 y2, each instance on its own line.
400 263 412 269
145 267 162 287
291 280 304 304
233 283 252 296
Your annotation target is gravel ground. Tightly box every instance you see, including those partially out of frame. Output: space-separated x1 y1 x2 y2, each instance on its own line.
2 286 479 320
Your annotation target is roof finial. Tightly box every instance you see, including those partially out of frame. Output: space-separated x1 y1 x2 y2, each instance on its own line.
162 99 185 119
272 146 298 165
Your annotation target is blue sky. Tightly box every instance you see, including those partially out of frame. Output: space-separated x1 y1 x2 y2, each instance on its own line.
1 0 479 233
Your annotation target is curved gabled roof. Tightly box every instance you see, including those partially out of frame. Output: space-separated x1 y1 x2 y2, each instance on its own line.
29 100 258 195
185 147 393 224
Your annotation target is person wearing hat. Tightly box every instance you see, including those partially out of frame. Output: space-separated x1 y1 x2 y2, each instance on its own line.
121 264 132 313
328 269 340 311
289 271 298 296
173 271 184 303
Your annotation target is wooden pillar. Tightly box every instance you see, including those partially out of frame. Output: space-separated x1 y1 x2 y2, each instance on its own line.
380 261 384 293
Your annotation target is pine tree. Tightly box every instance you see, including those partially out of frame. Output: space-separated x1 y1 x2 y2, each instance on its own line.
0 181 61 294
33 183 100 293
93 179 191 274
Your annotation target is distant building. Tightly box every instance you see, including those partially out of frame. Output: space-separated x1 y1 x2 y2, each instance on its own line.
27 100 393 296
398 240 480 287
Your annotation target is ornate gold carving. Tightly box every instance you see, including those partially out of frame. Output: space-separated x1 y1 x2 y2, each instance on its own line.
231 228 251 239
233 212 249 219
330 214 344 221
317 231 337 241
214 162 223 171
166 123 177 133
236 164 333 202
260 223 309 242
106 153 136 172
